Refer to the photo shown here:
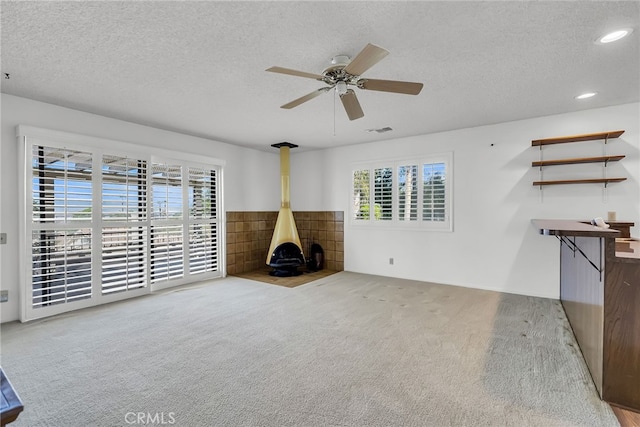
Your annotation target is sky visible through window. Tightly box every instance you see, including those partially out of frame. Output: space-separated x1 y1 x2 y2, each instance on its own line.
32 160 188 220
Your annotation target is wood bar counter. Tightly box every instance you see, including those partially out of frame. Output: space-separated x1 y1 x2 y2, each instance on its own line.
533 219 640 413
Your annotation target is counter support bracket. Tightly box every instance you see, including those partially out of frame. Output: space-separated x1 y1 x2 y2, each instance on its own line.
557 235 603 280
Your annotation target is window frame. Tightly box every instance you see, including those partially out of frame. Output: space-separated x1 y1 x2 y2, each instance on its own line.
350 152 453 231
18 125 225 321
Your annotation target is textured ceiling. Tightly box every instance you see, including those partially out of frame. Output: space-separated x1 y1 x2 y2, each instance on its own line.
1 1 638 152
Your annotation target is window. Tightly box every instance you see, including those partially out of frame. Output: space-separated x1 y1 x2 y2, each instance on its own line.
101 155 148 294
398 164 418 222
187 167 218 275
31 147 93 308
374 167 393 221
20 126 223 321
422 162 447 222
351 153 452 230
352 169 370 220
150 162 184 283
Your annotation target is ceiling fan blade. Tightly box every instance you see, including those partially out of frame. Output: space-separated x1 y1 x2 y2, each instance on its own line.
266 66 325 81
359 78 423 95
281 87 331 109
343 43 389 76
339 89 364 121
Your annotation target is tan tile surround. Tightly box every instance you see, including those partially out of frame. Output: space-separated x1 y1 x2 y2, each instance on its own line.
226 211 344 275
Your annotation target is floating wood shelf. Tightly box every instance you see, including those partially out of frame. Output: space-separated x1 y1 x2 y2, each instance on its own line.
532 155 625 167
533 178 627 186
532 130 625 146
532 130 626 190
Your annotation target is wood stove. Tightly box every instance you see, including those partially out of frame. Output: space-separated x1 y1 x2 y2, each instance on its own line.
266 142 305 276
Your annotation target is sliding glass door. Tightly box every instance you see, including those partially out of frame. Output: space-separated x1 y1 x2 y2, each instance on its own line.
22 128 223 321
101 155 148 294
31 146 94 308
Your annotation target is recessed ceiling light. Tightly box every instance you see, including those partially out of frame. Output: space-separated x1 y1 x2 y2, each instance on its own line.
596 28 633 44
575 92 597 100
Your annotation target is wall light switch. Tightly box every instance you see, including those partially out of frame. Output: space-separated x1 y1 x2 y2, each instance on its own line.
0 290 8 303
0 233 6 245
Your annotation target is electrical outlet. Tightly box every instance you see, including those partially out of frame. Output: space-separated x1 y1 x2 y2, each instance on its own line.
389 258 394 265
0 290 8 303
0 233 6 245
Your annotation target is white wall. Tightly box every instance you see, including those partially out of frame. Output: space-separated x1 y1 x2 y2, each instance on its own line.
2 96 638 321
291 103 640 299
0 94 280 322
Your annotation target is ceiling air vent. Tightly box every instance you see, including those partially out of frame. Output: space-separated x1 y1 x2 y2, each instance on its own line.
366 127 393 133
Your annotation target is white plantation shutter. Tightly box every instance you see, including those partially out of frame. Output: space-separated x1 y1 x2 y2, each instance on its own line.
32 146 93 223
31 146 94 307
189 223 217 274
101 155 148 294
150 163 184 283
398 164 418 221
152 163 183 220
351 154 451 230
188 167 215 219
31 229 92 307
150 225 184 282
102 228 147 293
102 155 147 222
422 162 447 222
188 167 218 274
352 170 370 220
21 126 224 321
374 167 393 220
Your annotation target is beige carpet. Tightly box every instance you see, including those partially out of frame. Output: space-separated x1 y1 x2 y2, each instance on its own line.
0 272 618 426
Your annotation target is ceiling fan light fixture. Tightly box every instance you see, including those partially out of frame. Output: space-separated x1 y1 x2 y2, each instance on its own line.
596 28 633 44
331 55 351 66
267 43 423 121
336 81 348 95
574 92 597 100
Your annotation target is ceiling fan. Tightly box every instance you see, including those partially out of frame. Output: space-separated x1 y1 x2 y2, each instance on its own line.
266 43 423 121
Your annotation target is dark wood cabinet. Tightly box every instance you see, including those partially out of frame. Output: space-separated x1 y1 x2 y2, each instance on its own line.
533 219 640 412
